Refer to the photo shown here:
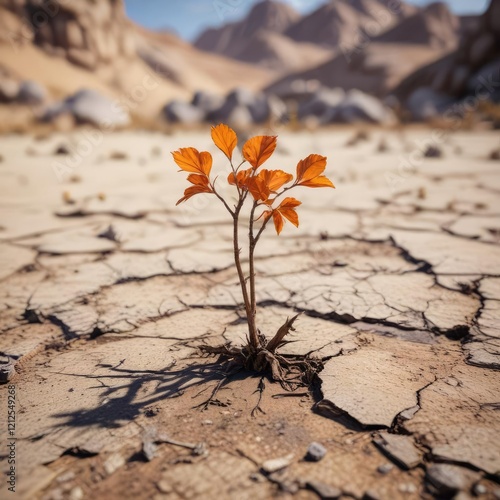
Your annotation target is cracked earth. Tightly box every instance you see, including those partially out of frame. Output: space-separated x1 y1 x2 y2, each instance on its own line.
0 128 499 500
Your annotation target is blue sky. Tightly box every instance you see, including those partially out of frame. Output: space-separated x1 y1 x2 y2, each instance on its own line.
124 0 490 41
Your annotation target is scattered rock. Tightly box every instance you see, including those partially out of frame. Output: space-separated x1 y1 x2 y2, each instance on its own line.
191 90 224 115
69 487 84 500
377 463 394 474
157 480 173 494
0 354 16 383
54 144 70 155
473 483 488 496
425 464 480 496
143 439 157 462
398 483 417 494
373 432 422 469
305 442 326 462
363 490 381 500
103 453 126 476
43 90 130 128
489 149 500 160
0 78 20 103
424 145 443 158
377 138 389 152
406 87 455 121
261 454 294 474
17 80 47 105
306 480 342 499
109 151 128 160
163 100 205 125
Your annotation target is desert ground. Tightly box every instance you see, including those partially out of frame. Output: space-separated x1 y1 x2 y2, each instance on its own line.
0 126 499 500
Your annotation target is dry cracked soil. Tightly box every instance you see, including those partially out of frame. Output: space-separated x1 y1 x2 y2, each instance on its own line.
0 127 499 500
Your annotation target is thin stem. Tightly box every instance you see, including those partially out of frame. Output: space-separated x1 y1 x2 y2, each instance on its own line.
248 201 258 331
233 201 258 349
211 181 234 216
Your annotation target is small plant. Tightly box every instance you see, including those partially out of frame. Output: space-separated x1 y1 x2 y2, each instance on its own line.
172 124 334 389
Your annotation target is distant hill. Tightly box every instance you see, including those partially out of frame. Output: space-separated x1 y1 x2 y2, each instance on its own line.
0 0 275 117
195 0 333 72
374 2 459 51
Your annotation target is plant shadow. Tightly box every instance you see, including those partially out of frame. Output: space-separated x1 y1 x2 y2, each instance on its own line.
50 358 231 429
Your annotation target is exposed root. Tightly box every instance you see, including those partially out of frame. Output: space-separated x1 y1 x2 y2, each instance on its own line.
199 342 323 391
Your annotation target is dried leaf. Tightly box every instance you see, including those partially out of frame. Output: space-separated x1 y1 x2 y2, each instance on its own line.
211 124 238 161
258 169 293 192
247 176 271 202
270 197 301 235
172 147 212 176
228 168 252 190
176 175 212 205
242 135 277 169
296 154 334 188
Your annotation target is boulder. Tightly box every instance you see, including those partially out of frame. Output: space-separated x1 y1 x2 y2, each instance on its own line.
69 90 129 127
17 80 47 105
335 90 394 124
42 90 130 128
406 87 456 121
210 87 273 124
298 87 345 122
163 100 204 125
466 58 500 102
0 79 20 103
224 105 254 129
191 91 224 115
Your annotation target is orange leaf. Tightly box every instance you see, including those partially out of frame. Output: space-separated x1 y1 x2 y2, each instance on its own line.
272 197 301 234
296 154 334 188
172 147 212 176
176 175 212 205
211 124 238 160
187 173 210 187
258 169 293 192
228 168 252 190
272 211 284 235
247 176 271 202
242 135 277 169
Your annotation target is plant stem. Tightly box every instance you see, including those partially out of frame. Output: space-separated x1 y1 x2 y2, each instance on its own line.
248 202 258 334
233 203 258 349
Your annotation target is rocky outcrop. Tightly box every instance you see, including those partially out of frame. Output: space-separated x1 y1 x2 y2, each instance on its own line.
374 2 459 50
393 0 500 117
0 0 136 70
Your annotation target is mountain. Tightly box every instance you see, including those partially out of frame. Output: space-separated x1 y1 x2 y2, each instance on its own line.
266 42 445 98
193 0 330 72
374 2 459 50
392 0 500 103
195 0 300 57
0 0 274 118
284 0 417 49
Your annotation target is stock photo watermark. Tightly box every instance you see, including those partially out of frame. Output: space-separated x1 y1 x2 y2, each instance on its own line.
6 384 17 494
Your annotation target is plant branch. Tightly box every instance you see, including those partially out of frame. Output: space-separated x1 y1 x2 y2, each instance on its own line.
233 199 258 349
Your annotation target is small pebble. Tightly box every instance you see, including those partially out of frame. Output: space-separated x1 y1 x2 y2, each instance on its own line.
69 487 84 500
363 490 380 500
202 419 213 425
377 463 394 474
157 480 173 494
261 454 294 473
307 480 341 499
399 483 417 493
57 471 76 483
305 442 327 462
473 483 487 495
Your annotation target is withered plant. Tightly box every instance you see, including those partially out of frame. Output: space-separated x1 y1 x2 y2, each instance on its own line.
172 124 335 389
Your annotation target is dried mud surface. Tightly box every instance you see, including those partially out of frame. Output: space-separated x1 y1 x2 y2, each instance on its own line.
0 129 499 500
